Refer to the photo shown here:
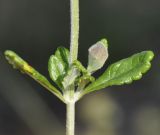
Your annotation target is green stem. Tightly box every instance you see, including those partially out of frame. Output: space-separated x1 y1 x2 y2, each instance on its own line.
70 0 79 64
66 0 79 134
66 102 75 135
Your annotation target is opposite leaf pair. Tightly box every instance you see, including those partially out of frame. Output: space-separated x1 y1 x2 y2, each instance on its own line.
4 39 154 103
48 39 108 93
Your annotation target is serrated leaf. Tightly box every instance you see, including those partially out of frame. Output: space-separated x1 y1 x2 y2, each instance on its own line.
4 50 65 102
83 51 154 95
48 47 69 88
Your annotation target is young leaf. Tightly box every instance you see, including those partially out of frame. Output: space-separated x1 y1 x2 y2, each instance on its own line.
87 39 109 73
73 60 88 74
4 50 65 102
62 66 80 89
83 51 154 95
48 47 70 88
72 60 95 88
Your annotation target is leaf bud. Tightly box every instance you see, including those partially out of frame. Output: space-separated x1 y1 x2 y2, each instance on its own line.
87 38 109 73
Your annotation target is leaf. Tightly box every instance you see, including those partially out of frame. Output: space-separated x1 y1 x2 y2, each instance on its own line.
83 51 154 95
62 60 94 89
73 60 88 74
4 50 65 102
87 39 109 73
48 47 70 88
72 60 95 86
62 66 80 89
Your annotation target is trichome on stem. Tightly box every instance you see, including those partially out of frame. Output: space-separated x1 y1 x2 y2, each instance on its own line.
4 0 154 135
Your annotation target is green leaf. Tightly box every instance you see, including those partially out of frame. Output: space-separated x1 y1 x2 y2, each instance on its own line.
4 50 65 102
73 60 88 74
83 51 154 95
48 47 70 88
72 60 95 86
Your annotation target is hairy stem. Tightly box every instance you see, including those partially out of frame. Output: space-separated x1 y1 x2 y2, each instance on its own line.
66 0 79 134
70 0 79 64
66 102 75 135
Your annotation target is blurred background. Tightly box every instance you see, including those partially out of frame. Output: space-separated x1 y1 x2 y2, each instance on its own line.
0 0 160 135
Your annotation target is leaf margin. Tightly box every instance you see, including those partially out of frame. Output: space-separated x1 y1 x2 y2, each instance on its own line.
83 51 154 95
48 47 70 89
4 50 65 102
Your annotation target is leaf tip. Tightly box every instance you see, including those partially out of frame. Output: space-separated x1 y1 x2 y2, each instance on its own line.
99 38 108 48
4 50 14 58
146 51 154 61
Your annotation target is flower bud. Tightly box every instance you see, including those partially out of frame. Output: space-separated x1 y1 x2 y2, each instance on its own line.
87 39 109 73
